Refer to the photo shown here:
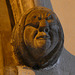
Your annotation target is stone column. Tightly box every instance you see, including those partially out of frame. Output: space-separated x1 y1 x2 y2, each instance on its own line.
6 0 53 27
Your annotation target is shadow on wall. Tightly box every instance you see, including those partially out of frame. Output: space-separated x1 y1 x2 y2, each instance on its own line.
6 0 15 30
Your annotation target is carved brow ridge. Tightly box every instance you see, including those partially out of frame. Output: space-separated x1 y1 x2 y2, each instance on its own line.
24 23 34 27
38 15 52 20
24 23 39 28
33 13 52 20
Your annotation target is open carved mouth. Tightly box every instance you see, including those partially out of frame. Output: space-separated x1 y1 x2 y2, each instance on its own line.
36 35 50 40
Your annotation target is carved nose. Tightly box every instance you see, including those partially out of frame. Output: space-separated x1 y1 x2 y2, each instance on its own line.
39 19 50 32
39 27 49 32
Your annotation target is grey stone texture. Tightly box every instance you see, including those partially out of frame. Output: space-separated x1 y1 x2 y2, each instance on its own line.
0 0 75 75
34 48 75 75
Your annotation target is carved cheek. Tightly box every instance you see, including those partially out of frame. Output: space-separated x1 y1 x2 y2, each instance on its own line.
24 26 37 44
49 25 59 48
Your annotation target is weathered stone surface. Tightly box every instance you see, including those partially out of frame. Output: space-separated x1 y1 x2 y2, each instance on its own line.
10 0 21 24
4 66 18 75
33 48 75 75
17 66 35 75
16 49 75 75
8 0 53 27
21 0 34 12
0 0 75 75
12 7 64 70
0 34 3 75
9 0 35 25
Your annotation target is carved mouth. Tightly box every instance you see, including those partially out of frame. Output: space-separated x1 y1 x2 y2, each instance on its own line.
36 35 50 40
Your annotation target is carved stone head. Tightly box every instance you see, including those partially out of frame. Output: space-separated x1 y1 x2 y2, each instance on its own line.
12 7 64 70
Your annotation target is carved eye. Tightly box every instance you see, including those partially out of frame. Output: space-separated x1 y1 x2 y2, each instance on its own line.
38 17 42 20
46 15 53 20
34 16 36 18
30 22 39 28
25 22 39 28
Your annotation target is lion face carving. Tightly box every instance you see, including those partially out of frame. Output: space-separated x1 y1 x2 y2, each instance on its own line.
12 7 64 70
